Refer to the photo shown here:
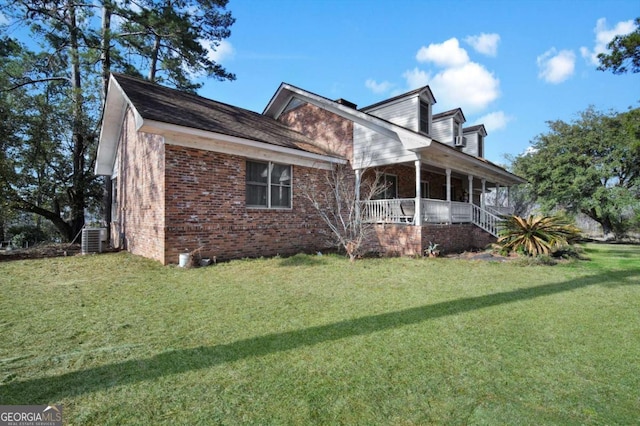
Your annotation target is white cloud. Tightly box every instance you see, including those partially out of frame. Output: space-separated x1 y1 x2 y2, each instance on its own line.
580 18 636 65
202 39 235 63
410 62 499 114
537 48 575 83
416 38 469 68
402 67 430 89
474 111 512 133
465 33 500 57
365 79 394 94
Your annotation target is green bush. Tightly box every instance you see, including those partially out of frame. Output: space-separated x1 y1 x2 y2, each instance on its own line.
497 215 582 257
8 225 48 248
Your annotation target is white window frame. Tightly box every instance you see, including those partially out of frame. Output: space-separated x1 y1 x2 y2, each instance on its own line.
246 160 293 209
419 101 430 134
111 177 119 222
420 181 430 199
382 173 398 199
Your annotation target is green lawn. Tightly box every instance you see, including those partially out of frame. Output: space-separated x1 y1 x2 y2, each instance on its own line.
1 244 638 425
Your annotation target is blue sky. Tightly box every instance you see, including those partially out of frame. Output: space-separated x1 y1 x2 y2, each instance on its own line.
199 0 639 164
1 0 637 164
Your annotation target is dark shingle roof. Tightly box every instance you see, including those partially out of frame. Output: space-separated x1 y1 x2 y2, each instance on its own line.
359 86 432 111
112 73 333 156
463 124 486 133
432 108 464 120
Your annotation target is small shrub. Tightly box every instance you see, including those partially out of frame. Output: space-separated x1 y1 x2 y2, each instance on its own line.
497 215 582 257
515 254 558 266
424 241 440 257
8 225 49 248
552 245 586 260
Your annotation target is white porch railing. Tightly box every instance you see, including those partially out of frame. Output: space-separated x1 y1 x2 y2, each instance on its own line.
485 205 514 216
362 198 415 224
471 204 503 237
420 199 472 223
362 198 507 237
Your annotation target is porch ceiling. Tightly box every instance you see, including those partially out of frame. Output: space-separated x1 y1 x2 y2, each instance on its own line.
413 143 525 187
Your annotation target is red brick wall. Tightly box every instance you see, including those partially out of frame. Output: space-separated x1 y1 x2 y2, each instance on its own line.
421 224 496 254
163 145 335 264
368 224 422 256
278 102 354 161
112 109 166 262
374 164 465 200
365 223 496 257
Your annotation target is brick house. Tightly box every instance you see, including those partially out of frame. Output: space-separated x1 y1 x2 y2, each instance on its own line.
96 73 524 264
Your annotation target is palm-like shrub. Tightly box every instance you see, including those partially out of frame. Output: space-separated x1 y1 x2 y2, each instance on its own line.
497 215 581 256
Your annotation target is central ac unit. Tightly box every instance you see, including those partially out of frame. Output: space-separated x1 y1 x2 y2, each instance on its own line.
81 228 104 254
454 136 466 147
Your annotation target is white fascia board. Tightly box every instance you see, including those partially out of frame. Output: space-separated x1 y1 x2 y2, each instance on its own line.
265 84 432 151
95 75 144 176
140 119 346 170
414 143 526 185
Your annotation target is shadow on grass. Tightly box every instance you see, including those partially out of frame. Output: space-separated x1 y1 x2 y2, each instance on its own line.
583 244 640 259
2 269 638 403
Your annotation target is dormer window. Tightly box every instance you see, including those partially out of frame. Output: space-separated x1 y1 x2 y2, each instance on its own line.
419 101 429 134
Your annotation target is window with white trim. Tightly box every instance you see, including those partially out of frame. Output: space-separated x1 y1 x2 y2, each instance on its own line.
373 173 398 199
246 160 292 208
420 181 430 199
111 177 118 221
419 101 430 134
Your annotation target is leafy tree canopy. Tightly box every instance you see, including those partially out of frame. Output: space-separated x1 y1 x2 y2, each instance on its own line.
0 0 235 241
513 106 640 237
598 17 640 74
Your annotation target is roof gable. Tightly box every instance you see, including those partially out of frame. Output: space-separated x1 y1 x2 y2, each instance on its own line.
359 86 436 112
111 73 332 155
432 108 466 123
95 74 345 175
463 124 487 137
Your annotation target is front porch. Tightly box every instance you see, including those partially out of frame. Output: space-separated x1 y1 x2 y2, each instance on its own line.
363 198 512 237
355 159 523 257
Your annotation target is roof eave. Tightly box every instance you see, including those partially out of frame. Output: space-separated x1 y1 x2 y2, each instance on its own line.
411 142 526 185
141 119 347 167
95 74 143 176
263 83 433 151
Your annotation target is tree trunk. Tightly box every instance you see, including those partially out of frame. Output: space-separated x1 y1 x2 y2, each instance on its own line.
583 208 614 238
101 2 113 237
101 2 112 100
68 0 86 239
148 35 161 82
14 200 73 241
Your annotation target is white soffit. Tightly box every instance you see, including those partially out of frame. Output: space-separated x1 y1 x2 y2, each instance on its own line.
142 119 346 170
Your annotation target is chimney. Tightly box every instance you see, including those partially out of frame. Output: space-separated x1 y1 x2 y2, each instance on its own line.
335 98 357 109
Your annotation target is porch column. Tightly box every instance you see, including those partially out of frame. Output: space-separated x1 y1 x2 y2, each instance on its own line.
507 186 511 209
468 175 474 205
481 179 486 209
414 160 422 225
446 168 452 223
355 169 361 218
496 183 501 208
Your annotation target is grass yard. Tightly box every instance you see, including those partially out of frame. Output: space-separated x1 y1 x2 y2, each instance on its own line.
1 244 639 425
